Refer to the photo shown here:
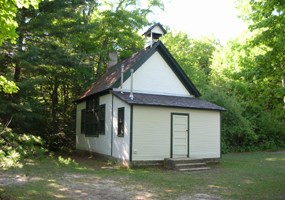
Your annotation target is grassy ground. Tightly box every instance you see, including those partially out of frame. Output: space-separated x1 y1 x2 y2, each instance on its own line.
0 151 285 199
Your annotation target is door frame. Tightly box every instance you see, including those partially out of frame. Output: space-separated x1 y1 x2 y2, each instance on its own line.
170 113 190 158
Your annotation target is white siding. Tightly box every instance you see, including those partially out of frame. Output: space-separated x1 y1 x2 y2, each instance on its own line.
132 106 221 161
122 52 192 97
76 101 86 150
112 96 131 162
132 106 171 161
76 94 112 156
189 110 221 159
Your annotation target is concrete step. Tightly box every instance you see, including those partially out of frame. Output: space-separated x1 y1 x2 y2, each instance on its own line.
164 157 213 172
165 158 206 165
175 162 207 169
178 167 211 172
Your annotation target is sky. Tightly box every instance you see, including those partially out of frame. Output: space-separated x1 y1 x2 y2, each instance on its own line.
150 0 247 43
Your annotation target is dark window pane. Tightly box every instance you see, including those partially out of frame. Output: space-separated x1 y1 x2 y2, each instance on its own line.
99 104 105 135
85 97 100 136
118 107 124 137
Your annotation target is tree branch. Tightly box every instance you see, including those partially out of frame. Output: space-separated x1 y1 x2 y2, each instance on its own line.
0 116 13 134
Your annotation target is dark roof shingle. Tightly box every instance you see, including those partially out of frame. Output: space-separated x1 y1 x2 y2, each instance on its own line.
112 91 225 111
78 47 152 101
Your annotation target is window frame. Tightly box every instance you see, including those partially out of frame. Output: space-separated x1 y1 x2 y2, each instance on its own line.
99 104 106 135
81 96 106 137
85 97 99 137
117 107 125 137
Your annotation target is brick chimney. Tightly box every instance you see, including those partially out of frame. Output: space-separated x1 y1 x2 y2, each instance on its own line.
108 52 118 68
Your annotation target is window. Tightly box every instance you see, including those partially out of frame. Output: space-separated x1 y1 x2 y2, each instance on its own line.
82 96 105 137
81 109 86 134
85 97 99 137
99 104 105 135
85 108 97 136
117 107 124 137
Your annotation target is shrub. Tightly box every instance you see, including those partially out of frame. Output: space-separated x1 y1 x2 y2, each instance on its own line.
0 125 47 168
203 85 257 153
253 111 285 150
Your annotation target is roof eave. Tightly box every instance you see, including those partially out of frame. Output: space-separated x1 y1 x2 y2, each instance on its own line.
128 103 225 111
74 89 111 104
111 91 225 111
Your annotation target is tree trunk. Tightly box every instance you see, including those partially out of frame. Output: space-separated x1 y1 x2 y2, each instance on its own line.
282 73 285 109
14 34 23 82
62 84 69 116
51 82 59 133
96 38 108 79
14 8 26 82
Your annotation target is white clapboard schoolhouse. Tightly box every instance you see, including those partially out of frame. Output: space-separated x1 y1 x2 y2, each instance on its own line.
75 23 225 166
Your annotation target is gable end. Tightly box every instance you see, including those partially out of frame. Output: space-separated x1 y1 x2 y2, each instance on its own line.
112 42 159 88
77 41 201 103
157 42 201 97
113 41 201 97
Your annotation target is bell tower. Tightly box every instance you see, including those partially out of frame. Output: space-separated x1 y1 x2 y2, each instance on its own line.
143 23 167 47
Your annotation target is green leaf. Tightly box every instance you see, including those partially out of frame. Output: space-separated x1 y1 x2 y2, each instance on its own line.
0 75 19 94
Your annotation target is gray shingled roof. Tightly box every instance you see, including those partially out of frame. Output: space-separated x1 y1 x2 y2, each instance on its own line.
112 91 225 111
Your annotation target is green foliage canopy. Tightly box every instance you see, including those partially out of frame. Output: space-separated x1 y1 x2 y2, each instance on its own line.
0 0 41 45
238 0 285 109
162 32 219 89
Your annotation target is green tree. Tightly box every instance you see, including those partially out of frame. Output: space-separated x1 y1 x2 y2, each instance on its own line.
237 0 285 148
0 0 164 151
237 0 285 109
85 0 164 78
162 32 219 89
0 0 41 98
0 0 41 45
210 30 285 151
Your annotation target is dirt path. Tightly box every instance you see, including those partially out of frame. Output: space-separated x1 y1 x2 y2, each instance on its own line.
59 173 155 200
0 172 156 200
0 172 221 200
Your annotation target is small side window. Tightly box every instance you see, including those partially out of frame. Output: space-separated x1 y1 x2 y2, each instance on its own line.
117 107 124 137
99 104 105 135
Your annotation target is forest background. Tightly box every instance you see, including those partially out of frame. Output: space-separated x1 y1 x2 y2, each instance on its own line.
0 0 284 165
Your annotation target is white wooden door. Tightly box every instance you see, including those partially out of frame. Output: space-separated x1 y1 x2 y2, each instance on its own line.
172 114 189 158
